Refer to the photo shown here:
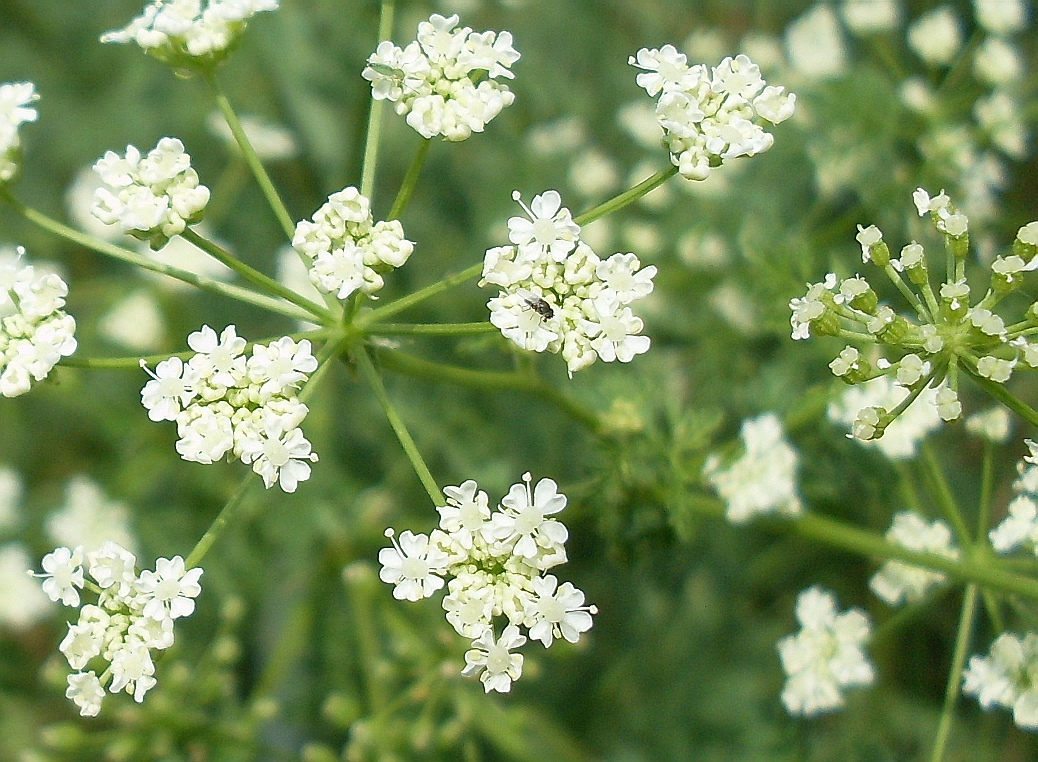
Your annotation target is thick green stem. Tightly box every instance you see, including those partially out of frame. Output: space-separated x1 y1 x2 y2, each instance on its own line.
360 262 483 325
930 584 979 762
181 227 337 323
387 138 431 221
574 167 678 226
376 348 605 437
352 346 444 505
370 321 495 336
205 72 296 240
681 494 1038 598
359 0 397 199
3 193 314 322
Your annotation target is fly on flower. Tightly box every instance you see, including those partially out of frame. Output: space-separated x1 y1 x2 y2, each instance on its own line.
518 289 555 320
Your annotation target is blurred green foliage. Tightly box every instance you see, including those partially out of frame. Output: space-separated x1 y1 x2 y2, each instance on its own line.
1 0 1038 760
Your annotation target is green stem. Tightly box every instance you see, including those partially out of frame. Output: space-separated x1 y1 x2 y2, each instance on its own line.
181 227 337 323
376 348 605 437
964 367 1038 429
370 321 495 336
352 346 444 505
978 440 1006 634
920 441 973 547
681 494 1038 598
185 476 257 568
574 167 678 225
883 263 930 321
359 0 397 199
204 72 296 240
929 584 979 762
3 193 314 323
360 262 483 325
387 138 431 221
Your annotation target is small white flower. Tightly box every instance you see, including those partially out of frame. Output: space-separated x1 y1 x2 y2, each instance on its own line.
135 555 203 621
869 512 959 606
438 480 492 550
855 224 883 263
66 671 105 717
524 575 596 648
963 631 1038 730
140 356 199 422
34 546 85 606
507 190 580 262
108 642 157 703
908 6 963 67
378 529 449 602
490 473 568 564
461 624 527 693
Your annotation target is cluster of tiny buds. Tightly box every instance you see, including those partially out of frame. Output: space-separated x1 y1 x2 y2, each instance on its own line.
628 47 795 180
31 541 203 716
378 474 596 693
791 188 1038 443
140 325 319 492
362 13 519 141
481 189 655 375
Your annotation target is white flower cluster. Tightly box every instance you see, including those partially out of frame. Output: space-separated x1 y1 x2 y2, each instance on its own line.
292 186 414 301
101 0 279 68
362 13 519 141
32 542 202 717
0 81 38 184
628 47 795 180
777 586 875 717
963 631 1038 730
869 511 958 606
480 190 656 375
378 474 596 694
91 137 210 250
989 440 1038 555
703 413 802 524
0 250 77 398
140 325 319 492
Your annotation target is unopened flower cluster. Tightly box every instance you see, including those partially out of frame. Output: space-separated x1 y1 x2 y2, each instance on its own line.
869 511 958 606
378 474 596 693
777 586 875 717
628 47 795 180
101 0 279 70
0 81 38 185
141 325 318 492
481 190 656 375
91 137 210 249
791 189 1038 443
32 541 202 717
989 440 1038 556
963 631 1038 730
0 251 77 398
703 413 802 524
362 13 519 141
292 186 414 301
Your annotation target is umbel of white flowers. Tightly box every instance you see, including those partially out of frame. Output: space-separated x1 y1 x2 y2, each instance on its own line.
481 189 656 375
628 47 796 180
292 186 414 301
140 325 319 492
378 474 597 693
790 189 1038 443
101 0 280 71
31 541 203 717
0 249 78 398
362 13 520 142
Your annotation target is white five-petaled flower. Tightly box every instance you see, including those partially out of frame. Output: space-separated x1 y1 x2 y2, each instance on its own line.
490 473 568 564
963 631 1038 729
140 356 199 421
507 190 580 262
66 671 105 717
462 624 527 693
378 529 449 602
777 586 875 717
525 575 597 648
34 546 85 606
135 555 203 621
438 480 492 551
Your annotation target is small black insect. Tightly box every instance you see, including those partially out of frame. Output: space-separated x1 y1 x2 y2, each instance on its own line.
519 290 555 320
